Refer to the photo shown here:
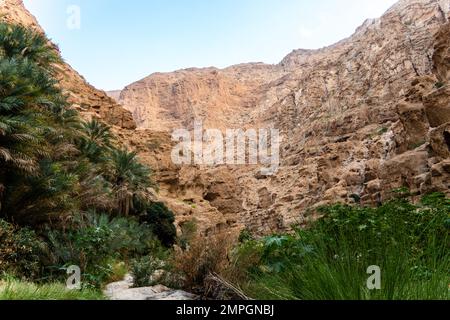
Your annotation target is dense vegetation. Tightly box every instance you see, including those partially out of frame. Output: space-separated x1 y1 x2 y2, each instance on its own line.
0 22 176 297
228 192 449 300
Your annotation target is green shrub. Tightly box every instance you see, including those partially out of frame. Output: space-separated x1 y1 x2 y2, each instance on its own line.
178 219 198 250
130 255 166 288
231 194 450 300
44 212 168 288
0 220 46 280
238 229 254 243
140 202 177 248
80 212 162 258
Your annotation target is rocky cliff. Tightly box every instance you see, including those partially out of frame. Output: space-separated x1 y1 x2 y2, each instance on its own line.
113 63 286 131
3 0 450 236
115 0 450 235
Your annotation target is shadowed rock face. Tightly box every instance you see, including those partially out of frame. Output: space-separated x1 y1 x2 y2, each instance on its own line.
3 0 450 235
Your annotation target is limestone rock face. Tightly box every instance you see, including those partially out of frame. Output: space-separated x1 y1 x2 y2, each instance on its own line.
0 0 136 130
117 64 287 131
116 0 450 235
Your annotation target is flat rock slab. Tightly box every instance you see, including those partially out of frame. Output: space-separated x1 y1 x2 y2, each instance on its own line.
104 275 198 301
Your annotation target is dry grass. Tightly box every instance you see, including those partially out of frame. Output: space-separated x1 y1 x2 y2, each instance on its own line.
173 232 235 290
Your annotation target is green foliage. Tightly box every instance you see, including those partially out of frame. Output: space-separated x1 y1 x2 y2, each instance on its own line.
130 255 166 288
45 212 165 288
0 276 104 300
0 21 177 295
0 21 160 226
0 220 46 280
140 202 177 248
4 160 80 225
80 212 163 258
0 22 78 224
104 148 156 216
77 120 113 163
0 23 60 67
231 194 450 300
178 219 198 250
238 229 254 243
107 149 152 188
45 225 113 288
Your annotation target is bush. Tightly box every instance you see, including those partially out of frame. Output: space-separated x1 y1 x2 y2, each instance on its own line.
0 220 46 280
80 212 162 259
178 219 198 250
174 233 234 290
130 255 166 288
230 194 450 300
238 229 254 243
140 202 177 248
44 212 167 288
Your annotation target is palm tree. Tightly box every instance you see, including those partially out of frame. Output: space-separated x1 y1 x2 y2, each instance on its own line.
0 22 159 227
0 183 4 212
107 148 155 216
0 22 64 173
78 120 114 163
0 58 55 173
82 120 113 148
0 23 60 68
3 159 79 225
0 22 73 224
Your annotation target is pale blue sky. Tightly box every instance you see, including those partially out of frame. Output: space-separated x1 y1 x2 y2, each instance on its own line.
23 0 397 90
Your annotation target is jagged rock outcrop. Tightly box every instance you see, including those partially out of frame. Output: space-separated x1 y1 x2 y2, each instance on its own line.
0 0 136 129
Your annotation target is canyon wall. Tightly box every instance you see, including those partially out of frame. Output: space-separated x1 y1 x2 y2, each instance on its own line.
114 0 450 235
3 0 449 236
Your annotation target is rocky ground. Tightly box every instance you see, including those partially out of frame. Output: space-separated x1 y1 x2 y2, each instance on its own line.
104 275 197 301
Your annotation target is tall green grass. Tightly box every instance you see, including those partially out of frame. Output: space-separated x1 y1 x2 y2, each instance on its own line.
232 193 450 300
0 276 105 300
